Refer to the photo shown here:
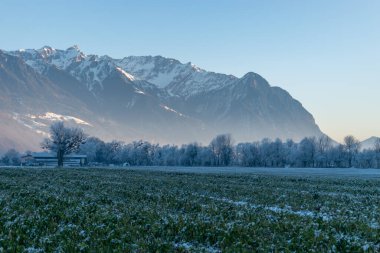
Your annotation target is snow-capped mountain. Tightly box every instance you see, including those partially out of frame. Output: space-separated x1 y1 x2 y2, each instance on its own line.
117 55 237 97
10 46 235 98
0 46 324 152
10 46 135 92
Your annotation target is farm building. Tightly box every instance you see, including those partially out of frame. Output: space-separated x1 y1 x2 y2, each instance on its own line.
21 153 87 167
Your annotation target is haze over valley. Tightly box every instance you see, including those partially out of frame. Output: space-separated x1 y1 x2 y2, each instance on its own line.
0 46 324 153
1 1 380 252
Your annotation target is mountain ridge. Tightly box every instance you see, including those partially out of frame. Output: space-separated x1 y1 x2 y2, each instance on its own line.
0 45 324 152
360 136 380 151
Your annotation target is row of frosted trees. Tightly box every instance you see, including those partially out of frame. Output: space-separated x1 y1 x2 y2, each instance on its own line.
76 134 380 168
2 131 379 168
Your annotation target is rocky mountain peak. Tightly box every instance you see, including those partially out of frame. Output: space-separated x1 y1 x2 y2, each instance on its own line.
0 46 324 152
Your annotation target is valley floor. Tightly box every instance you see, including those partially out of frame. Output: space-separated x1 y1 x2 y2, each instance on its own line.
131 166 380 178
0 168 379 252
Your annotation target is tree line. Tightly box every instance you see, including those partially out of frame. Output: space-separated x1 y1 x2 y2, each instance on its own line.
1 122 380 168
77 134 380 168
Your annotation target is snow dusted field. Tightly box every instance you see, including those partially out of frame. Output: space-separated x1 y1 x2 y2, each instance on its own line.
0 167 379 252
131 166 380 178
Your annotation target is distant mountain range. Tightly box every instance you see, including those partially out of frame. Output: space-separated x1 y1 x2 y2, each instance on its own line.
0 45 324 153
360 137 380 151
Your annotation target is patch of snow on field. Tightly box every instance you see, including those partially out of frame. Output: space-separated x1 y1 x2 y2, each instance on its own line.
174 242 221 253
174 242 193 250
25 247 44 253
131 166 380 178
369 221 380 229
200 195 333 221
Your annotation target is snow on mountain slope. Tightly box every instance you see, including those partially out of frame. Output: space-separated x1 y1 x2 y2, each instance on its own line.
2 45 325 147
9 46 137 92
11 46 237 97
9 46 85 74
10 112 93 140
117 55 237 97
35 112 92 126
0 113 42 154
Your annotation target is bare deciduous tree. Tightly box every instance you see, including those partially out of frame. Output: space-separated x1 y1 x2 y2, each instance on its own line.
210 134 234 166
41 121 87 167
343 135 360 167
298 137 317 167
316 135 333 167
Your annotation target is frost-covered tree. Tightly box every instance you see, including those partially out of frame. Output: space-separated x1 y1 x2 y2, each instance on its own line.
374 138 380 153
129 140 154 166
315 135 333 167
79 137 105 163
356 150 375 168
39 131 380 169
161 144 179 166
343 135 360 167
327 144 345 168
284 139 298 167
373 138 380 168
210 134 234 166
270 138 285 167
103 141 124 165
182 143 200 166
1 149 20 166
297 137 317 167
236 142 260 167
41 121 87 167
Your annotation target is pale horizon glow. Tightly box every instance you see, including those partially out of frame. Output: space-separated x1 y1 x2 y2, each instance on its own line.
1 0 379 142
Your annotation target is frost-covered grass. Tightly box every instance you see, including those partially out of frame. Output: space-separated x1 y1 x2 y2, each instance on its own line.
0 168 379 252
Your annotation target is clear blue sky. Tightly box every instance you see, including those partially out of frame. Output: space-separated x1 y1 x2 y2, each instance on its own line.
1 0 379 142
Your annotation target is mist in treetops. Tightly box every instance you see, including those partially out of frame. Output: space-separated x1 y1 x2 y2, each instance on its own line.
2 121 380 169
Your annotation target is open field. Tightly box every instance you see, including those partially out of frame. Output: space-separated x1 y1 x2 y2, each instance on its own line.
0 168 379 252
131 166 380 178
